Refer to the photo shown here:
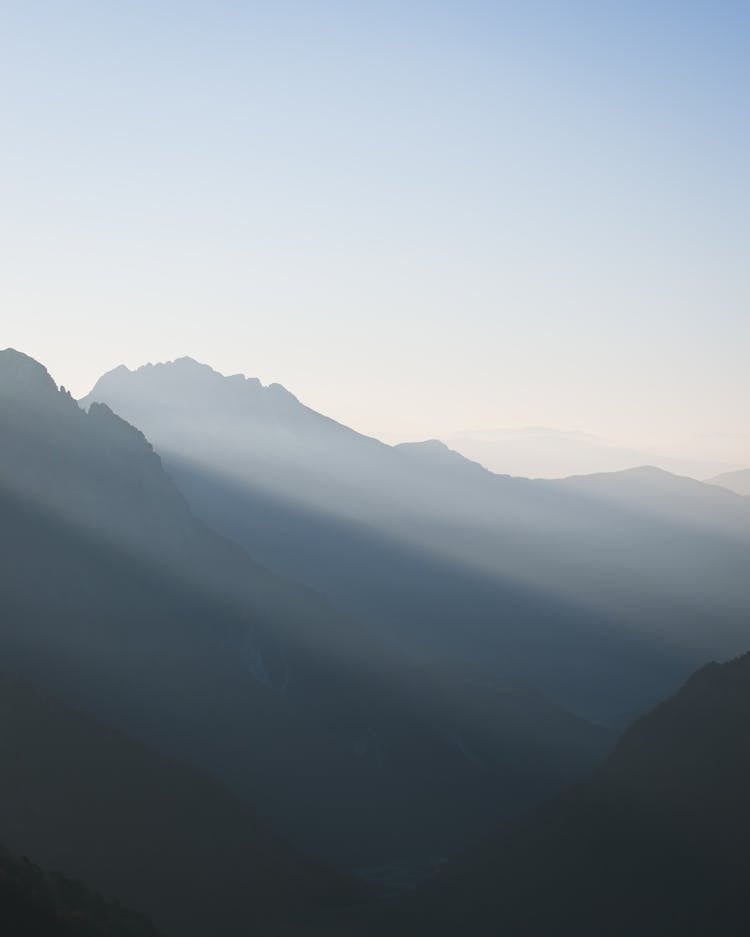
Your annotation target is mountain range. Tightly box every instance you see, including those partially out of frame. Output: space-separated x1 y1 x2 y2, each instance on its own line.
444 425 733 480
0 348 611 881
82 357 750 723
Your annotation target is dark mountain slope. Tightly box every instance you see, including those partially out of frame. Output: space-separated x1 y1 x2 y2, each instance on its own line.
0 671 363 937
0 348 610 873
399 651 750 936
0 844 159 937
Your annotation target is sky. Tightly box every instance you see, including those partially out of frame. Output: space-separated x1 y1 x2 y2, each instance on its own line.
2 1 749 468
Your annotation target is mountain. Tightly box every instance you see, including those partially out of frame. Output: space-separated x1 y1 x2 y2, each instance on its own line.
555 463 750 532
0 669 364 936
0 844 160 937
396 650 750 936
82 357 750 723
393 439 493 480
443 426 730 480
1 348 611 877
708 467 750 496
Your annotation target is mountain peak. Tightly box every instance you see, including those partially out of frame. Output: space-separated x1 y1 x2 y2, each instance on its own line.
266 381 299 401
401 438 450 452
89 356 269 390
81 357 309 430
566 464 675 482
620 464 674 478
0 348 59 399
169 356 217 373
395 439 490 476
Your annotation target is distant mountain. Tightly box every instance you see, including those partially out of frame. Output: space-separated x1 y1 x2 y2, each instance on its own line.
393 439 492 480
397 650 750 936
82 357 750 723
707 467 750 496
0 843 159 937
0 670 363 937
555 464 749 530
1 348 611 877
444 425 731 480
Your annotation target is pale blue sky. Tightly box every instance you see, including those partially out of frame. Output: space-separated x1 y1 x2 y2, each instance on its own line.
2 2 748 462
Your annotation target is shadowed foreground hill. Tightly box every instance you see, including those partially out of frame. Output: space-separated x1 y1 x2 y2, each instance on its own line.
397 651 750 936
0 844 159 937
0 671 364 937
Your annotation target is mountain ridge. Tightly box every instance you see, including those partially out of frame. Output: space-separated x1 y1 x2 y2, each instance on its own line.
78 353 750 724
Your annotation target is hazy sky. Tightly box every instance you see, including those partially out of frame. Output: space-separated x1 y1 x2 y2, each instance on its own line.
2 2 749 463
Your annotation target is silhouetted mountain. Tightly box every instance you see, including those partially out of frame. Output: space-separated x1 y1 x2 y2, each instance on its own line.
1 348 610 878
397 651 750 936
0 843 159 937
82 357 750 722
0 670 364 936
708 467 750 497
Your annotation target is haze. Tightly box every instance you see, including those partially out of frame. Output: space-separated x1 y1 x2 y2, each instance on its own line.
2 1 749 473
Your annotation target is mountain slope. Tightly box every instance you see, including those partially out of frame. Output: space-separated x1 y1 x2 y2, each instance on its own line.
1 348 611 875
708 467 750 496
557 463 750 529
0 670 364 937
0 844 159 937
399 651 750 936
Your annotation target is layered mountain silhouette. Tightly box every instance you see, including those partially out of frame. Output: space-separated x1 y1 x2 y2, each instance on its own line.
5 348 750 936
82 357 750 722
708 467 750 496
392 650 750 936
0 348 610 879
